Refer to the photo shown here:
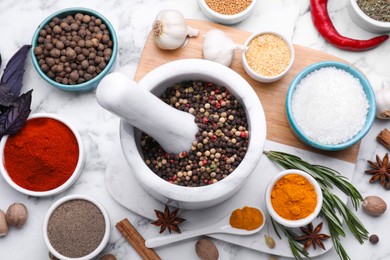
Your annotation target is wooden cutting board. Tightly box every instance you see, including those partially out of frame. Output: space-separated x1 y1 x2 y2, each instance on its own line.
134 19 360 164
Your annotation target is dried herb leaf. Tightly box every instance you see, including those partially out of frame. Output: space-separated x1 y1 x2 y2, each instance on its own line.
0 89 32 137
0 87 17 107
0 45 31 96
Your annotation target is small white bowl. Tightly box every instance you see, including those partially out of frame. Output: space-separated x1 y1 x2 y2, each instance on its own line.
0 113 85 197
242 31 295 83
43 195 110 260
347 0 390 33
265 169 323 228
198 0 257 24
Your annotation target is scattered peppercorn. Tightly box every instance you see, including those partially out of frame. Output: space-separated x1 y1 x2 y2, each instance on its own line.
369 234 379 244
34 12 113 85
141 80 249 187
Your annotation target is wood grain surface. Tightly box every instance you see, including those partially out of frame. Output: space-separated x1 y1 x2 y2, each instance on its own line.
134 19 360 164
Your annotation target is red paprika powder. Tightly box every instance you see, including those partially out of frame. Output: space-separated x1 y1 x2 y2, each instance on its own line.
3 117 79 191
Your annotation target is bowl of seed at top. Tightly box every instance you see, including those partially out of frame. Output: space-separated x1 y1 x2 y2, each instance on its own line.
242 31 295 83
31 7 118 92
198 0 257 24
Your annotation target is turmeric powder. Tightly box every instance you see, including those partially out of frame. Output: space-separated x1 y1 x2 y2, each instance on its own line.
229 206 264 230
271 174 317 220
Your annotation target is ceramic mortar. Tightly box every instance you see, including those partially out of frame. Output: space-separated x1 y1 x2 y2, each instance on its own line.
99 59 266 209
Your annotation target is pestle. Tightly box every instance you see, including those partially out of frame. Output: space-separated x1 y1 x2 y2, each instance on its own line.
96 72 198 154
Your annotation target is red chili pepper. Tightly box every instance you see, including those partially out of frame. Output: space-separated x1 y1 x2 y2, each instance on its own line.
310 0 389 51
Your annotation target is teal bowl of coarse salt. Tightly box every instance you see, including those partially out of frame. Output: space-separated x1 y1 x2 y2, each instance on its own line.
286 61 376 151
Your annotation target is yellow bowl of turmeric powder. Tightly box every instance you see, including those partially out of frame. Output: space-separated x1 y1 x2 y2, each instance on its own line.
265 169 323 228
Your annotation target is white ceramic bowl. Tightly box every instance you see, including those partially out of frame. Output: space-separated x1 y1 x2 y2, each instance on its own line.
43 195 110 260
197 0 257 24
120 59 266 209
265 169 323 228
0 113 85 197
347 0 390 33
242 31 295 83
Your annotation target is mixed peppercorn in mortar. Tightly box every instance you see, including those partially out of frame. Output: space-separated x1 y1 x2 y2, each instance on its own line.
141 80 249 187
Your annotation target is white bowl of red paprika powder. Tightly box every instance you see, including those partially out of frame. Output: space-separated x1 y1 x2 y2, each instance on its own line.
0 113 84 197
265 169 323 228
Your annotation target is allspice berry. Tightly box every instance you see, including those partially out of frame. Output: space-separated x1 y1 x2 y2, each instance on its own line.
99 254 117 260
6 203 28 228
369 234 379 244
66 48 76 60
0 209 8 237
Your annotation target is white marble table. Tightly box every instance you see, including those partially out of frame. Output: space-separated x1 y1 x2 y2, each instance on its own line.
0 0 389 259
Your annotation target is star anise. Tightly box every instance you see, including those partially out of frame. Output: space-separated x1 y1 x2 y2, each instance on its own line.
151 204 186 234
365 153 390 188
294 222 330 251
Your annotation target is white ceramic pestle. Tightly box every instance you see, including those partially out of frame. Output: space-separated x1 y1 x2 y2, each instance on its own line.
96 72 198 154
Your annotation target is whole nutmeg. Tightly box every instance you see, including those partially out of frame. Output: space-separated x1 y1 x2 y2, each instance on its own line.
0 209 8 237
195 238 219 260
99 253 117 260
6 203 28 228
362 196 387 216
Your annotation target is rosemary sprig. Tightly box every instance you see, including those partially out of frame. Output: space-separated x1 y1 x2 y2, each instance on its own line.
264 150 369 260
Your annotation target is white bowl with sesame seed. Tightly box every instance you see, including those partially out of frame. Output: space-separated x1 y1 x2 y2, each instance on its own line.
198 0 257 25
242 31 295 83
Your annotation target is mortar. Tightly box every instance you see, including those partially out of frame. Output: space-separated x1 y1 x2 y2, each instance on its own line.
97 59 266 209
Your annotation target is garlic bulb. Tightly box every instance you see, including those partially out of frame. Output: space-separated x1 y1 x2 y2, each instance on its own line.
376 82 390 119
203 29 245 67
152 10 199 50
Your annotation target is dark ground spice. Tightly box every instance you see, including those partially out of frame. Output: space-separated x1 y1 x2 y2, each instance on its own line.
47 199 106 258
141 80 249 187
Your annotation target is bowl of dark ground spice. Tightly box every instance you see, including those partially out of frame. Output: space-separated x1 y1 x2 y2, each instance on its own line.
118 59 266 209
31 7 118 92
0 113 84 196
43 195 110 260
198 0 257 24
348 0 390 33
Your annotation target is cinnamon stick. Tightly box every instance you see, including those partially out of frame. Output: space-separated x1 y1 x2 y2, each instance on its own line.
116 218 161 260
377 128 390 151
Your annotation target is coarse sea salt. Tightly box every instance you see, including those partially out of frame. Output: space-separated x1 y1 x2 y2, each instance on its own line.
291 67 369 145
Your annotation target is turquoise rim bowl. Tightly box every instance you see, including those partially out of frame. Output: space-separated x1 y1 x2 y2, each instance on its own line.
31 7 118 92
286 61 376 151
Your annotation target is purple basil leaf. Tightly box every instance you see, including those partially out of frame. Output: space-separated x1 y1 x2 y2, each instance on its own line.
0 45 31 96
0 83 17 106
0 89 32 137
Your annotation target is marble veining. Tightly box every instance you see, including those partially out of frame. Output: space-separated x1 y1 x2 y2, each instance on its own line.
0 0 390 259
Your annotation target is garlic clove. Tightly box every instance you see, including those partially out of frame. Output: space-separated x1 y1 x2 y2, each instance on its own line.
152 10 199 50
203 29 238 67
375 88 390 119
